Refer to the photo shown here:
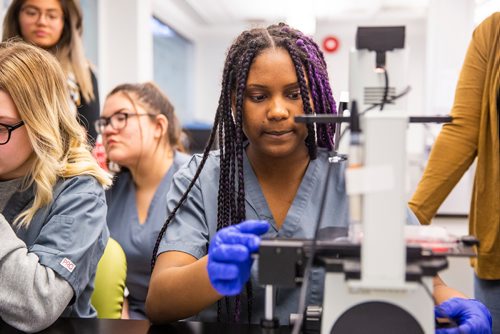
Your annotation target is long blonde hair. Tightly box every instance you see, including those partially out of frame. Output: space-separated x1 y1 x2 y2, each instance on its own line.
2 0 95 102
0 41 111 227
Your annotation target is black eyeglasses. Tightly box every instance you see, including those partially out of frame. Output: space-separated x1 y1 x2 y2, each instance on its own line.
0 121 25 145
94 111 154 134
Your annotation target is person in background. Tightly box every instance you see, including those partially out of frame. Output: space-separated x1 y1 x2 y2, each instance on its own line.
97 82 190 319
409 12 499 333
3 0 100 144
145 23 491 333
0 41 111 332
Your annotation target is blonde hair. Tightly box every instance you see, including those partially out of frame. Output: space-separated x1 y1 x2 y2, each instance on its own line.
2 0 95 102
0 41 112 227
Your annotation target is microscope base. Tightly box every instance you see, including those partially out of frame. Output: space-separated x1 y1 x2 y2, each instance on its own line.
321 273 434 334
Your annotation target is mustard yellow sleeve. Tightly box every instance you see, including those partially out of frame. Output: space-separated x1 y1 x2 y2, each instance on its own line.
409 16 492 224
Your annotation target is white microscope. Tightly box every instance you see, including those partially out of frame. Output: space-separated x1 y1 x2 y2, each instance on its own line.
257 26 477 334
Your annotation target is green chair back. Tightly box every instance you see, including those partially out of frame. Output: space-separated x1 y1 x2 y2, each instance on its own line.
91 237 127 319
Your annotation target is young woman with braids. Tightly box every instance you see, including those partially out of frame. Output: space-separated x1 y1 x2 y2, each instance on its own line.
145 24 491 332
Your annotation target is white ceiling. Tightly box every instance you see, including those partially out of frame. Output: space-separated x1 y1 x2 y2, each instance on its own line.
158 0 498 39
180 0 431 26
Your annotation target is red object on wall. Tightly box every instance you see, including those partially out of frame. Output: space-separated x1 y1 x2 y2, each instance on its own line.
322 36 340 53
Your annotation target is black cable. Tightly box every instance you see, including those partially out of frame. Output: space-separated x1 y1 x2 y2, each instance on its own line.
420 279 438 305
291 162 333 334
380 68 389 111
362 85 411 116
337 85 412 145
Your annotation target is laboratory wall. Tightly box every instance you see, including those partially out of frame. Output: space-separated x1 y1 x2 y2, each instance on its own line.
1 0 496 298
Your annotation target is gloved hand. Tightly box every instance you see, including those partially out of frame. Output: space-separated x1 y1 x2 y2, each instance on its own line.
207 220 270 296
435 297 492 334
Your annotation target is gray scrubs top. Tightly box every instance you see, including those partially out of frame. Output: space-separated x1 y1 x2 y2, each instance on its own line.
106 151 190 319
158 148 349 324
2 175 108 318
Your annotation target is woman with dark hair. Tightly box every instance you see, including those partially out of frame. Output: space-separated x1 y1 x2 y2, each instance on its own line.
3 0 100 143
97 82 189 319
146 23 491 333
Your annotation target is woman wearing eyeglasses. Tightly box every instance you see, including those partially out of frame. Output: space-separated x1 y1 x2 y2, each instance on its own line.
96 82 189 319
0 42 112 332
2 0 100 144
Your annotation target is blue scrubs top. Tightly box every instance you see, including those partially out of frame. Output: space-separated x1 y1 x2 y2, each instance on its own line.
158 148 349 324
106 151 190 319
3 175 108 318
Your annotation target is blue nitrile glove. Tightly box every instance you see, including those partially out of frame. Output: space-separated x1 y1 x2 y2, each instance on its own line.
435 297 492 334
207 220 270 296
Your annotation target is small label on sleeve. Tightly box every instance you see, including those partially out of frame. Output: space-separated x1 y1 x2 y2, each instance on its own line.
60 257 76 273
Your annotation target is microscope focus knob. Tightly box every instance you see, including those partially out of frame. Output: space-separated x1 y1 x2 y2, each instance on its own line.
303 305 322 333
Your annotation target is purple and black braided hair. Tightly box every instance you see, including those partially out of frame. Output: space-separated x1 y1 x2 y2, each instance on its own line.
151 22 337 323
